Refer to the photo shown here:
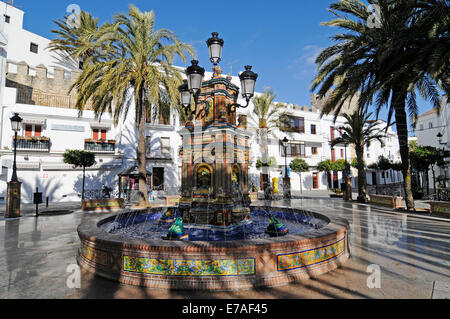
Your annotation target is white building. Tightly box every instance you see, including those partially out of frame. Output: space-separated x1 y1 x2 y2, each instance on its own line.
0 1 405 203
416 96 450 189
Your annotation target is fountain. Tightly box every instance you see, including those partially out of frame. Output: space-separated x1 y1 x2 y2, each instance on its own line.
76 33 349 291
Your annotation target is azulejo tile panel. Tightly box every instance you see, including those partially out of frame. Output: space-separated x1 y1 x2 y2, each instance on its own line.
123 256 255 277
277 237 346 272
81 244 108 266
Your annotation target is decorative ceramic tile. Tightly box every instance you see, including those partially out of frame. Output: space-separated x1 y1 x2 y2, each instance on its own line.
123 256 255 276
81 244 108 266
277 237 346 272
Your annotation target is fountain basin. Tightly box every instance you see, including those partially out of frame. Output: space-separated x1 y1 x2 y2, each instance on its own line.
77 205 350 291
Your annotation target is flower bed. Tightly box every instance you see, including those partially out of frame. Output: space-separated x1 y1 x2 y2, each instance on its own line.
428 201 450 217
369 195 403 209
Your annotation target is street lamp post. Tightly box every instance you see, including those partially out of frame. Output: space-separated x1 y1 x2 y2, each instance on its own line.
6 113 23 218
282 137 291 199
437 132 449 189
180 33 258 118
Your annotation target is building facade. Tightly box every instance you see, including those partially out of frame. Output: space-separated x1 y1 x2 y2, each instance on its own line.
0 1 404 203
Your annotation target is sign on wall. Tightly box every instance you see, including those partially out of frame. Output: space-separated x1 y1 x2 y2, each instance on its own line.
51 124 85 132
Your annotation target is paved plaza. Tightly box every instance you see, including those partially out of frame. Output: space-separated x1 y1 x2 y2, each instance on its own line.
0 197 448 299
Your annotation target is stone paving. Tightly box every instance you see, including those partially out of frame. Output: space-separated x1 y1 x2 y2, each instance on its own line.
0 198 449 299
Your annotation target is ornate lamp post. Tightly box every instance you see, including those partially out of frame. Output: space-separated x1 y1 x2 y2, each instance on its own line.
6 113 23 218
177 32 259 227
281 137 291 199
180 33 258 117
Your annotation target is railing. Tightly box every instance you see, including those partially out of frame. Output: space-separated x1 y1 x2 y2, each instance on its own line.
85 141 115 153
14 138 51 152
16 91 94 110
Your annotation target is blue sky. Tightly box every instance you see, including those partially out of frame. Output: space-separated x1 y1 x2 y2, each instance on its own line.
14 0 435 126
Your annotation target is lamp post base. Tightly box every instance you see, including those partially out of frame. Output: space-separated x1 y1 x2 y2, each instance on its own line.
6 181 21 218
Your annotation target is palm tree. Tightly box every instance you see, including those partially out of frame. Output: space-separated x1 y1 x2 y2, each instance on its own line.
52 6 194 207
331 109 386 202
49 11 104 66
312 0 446 210
248 89 286 199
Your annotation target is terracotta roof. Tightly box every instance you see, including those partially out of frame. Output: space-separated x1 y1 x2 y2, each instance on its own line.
418 108 438 118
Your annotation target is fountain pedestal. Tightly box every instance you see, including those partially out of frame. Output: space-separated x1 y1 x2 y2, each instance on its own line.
179 67 251 227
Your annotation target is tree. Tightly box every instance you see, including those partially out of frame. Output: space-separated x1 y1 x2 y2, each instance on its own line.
290 158 309 194
332 159 349 173
317 159 334 190
63 150 96 202
249 89 287 199
410 142 441 194
312 0 447 210
52 6 194 207
377 155 392 185
330 109 386 202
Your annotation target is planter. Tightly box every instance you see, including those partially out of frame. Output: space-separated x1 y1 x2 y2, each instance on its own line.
82 198 124 212
428 201 450 217
369 195 403 209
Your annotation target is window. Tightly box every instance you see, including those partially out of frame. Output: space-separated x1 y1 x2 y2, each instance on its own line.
330 127 335 141
78 60 84 70
429 122 433 129
331 148 336 162
281 141 305 157
24 124 42 137
145 136 152 158
281 116 305 133
152 167 164 190
312 147 318 155
161 137 171 157
4 15 10 23
420 124 424 131
93 129 107 140
30 43 39 54
341 149 344 158
311 124 317 135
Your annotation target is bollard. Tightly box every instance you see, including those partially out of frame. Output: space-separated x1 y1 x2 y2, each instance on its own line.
46 197 49 208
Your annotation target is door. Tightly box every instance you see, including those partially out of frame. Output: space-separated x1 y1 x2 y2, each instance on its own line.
313 173 319 189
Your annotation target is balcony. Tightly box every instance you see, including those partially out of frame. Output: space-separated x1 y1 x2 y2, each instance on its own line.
84 139 116 154
13 137 51 152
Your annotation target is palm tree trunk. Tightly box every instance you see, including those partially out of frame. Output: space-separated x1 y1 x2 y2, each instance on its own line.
137 88 149 207
261 128 271 199
355 144 367 202
392 87 415 210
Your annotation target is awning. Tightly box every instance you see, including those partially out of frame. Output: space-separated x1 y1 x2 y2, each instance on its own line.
90 121 112 130
22 117 46 126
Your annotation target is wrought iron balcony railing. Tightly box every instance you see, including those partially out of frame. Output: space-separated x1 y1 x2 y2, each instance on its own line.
13 138 51 152
84 141 116 153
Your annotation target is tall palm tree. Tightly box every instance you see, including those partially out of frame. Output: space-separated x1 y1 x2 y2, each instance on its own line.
312 0 447 210
52 6 194 207
49 11 104 65
331 108 387 203
248 89 286 199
